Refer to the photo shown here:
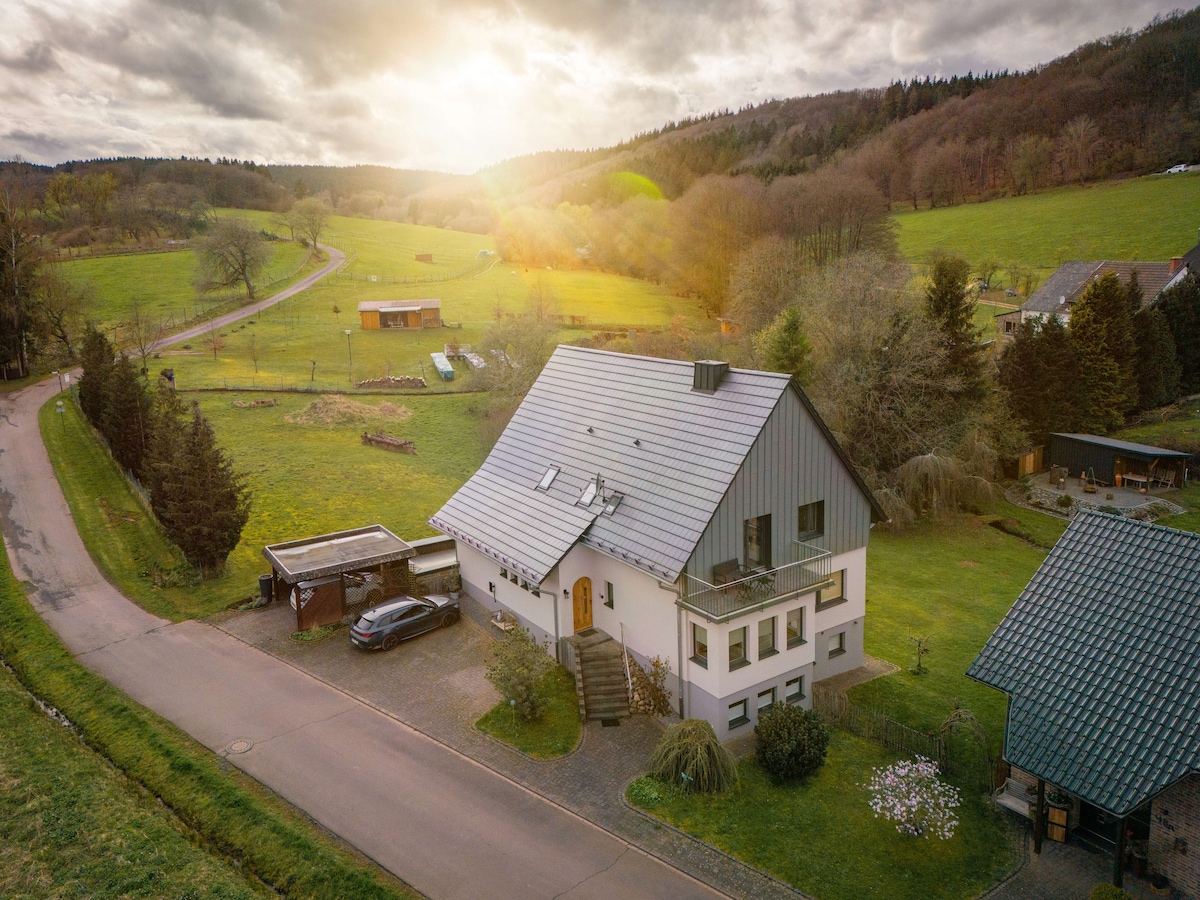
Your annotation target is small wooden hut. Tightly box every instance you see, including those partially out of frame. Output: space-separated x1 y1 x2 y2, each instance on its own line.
358 299 442 330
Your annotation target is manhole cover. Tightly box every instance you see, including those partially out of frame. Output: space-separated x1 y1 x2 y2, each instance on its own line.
600 718 620 728
225 738 253 754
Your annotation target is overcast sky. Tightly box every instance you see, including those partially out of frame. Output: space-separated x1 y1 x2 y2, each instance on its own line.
0 0 1187 174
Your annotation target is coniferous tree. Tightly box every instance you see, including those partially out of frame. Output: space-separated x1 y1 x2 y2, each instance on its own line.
997 316 1081 444
77 326 115 428
102 353 153 478
0 192 42 378
753 305 812 385
1133 307 1181 411
155 402 250 574
143 378 187 523
925 253 985 404
1157 274 1200 394
1070 273 1137 432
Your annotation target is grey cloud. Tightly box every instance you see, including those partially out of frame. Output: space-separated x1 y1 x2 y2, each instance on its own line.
0 41 61 73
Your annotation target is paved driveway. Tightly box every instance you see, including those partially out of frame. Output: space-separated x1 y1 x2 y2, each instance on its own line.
0 376 727 900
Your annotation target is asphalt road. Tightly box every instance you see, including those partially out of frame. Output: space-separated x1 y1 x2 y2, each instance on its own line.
0 264 725 900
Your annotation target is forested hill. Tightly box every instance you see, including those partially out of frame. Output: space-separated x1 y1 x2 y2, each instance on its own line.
407 6 1200 222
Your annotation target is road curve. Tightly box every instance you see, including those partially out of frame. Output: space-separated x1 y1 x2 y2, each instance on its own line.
0 261 726 900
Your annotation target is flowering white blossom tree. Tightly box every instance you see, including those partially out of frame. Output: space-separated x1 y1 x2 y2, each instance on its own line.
865 756 961 839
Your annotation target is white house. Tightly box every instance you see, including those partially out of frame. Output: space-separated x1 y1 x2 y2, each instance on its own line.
430 346 886 739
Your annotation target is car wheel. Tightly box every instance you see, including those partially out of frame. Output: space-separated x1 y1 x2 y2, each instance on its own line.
381 633 400 651
442 611 459 627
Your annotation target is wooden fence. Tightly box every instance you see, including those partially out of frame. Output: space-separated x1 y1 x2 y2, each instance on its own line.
812 684 944 766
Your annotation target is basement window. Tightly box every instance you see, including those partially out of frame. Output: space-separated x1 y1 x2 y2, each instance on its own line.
537 466 560 491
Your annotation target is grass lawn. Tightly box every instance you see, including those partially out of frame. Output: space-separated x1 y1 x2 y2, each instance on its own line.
0 659 263 899
627 729 1016 900
152 212 701 393
851 509 1065 745
895 172 1200 279
61 239 310 331
41 389 489 616
475 666 581 758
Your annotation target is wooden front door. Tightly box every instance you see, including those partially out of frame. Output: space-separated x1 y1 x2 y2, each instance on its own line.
572 577 593 631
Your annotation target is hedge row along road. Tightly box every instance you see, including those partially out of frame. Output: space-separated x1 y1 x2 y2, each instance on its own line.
0 246 723 900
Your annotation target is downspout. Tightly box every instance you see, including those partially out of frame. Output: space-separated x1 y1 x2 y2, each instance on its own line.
677 602 686 719
552 583 560 663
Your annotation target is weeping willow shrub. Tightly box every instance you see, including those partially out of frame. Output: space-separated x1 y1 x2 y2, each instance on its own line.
872 486 915 530
648 719 738 794
892 452 999 518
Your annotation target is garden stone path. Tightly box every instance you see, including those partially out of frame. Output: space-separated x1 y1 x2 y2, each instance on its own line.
211 594 807 900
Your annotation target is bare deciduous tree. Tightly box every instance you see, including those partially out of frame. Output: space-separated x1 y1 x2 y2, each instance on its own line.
195 217 268 299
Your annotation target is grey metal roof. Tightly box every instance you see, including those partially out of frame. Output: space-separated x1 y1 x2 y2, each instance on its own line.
430 346 880 584
1051 433 1191 460
357 299 441 311
1022 261 1175 314
263 525 414 584
1022 261 1101 314
967 511 1200 815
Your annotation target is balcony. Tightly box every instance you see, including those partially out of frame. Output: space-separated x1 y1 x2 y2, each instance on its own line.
681 541 832 622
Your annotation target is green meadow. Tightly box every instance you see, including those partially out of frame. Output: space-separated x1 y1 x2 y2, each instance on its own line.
895 171 1200 278
60 238 309 330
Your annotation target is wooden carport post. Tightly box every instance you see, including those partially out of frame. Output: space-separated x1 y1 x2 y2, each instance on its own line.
1033 779 1045 854
1113 816 1126 888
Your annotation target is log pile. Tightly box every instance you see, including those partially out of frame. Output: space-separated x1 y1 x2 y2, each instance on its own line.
361 432 417 453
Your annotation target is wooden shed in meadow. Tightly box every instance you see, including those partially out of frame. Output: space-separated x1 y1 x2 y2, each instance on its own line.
358 299 442 330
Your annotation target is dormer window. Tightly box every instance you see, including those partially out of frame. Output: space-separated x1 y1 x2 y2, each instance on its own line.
537 466 559 490
603 492 624 515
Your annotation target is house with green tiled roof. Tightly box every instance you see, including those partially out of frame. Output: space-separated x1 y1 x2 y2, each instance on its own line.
968 511 1200 893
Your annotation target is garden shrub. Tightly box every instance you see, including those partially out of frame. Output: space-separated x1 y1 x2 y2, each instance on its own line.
1089 885 1133 900
754 702 830 782
626 776 665 806
485 626 553 721
648 718 738 794
865 756 961 839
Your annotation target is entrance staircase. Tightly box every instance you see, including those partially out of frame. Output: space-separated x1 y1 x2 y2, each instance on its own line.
565 629 630 722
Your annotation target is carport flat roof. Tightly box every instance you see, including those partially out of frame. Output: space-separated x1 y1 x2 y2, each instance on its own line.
263 525 414 583
1051 433 1191 459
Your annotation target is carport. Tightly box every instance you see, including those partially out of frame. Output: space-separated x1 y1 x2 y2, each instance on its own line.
263 525 415 631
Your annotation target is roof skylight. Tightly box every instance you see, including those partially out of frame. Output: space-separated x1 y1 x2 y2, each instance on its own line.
603 493 624 515
537 466 560 490
579 479 598 506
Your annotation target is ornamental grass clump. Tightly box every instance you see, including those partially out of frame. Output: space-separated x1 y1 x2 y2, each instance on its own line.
648 719 738 794
865 756 961 839
754 702 829 783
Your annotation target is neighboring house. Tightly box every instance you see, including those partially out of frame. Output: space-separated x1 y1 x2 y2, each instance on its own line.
968 511 1200 892
996 260 1177 337
358 299 442 330
430 346 886 739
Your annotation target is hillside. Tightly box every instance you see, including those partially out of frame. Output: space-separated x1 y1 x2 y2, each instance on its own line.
404 7 1200 225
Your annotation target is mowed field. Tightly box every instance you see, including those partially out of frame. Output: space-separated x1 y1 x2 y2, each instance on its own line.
895 171 1200 278
160 212 701 392
60 236 310 329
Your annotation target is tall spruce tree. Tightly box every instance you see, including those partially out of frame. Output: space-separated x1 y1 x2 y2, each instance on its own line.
754 305 813 385
144 379 187 524
77 326 115 428
1070 273 1137 432
1133 307 1181 411
1157 274 1200 394
997 315 1080 444
154 402 250 574
925 253 986 403
102 353 153 479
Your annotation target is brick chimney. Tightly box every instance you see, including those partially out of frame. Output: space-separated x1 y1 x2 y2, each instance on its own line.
1170 257 1184 276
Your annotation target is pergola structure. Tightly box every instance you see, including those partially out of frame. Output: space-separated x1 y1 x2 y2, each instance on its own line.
263 525 415 630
